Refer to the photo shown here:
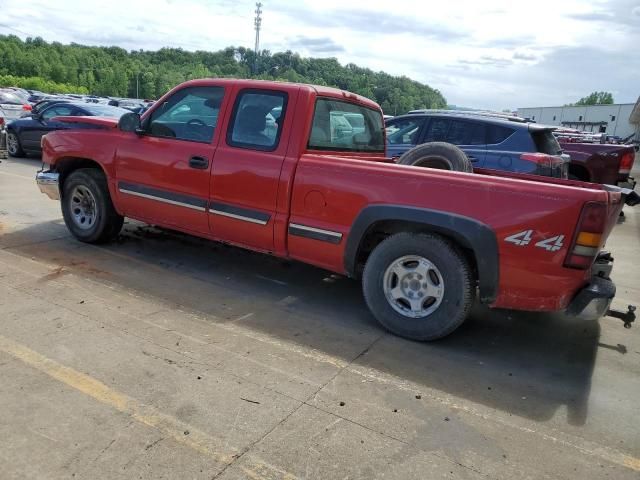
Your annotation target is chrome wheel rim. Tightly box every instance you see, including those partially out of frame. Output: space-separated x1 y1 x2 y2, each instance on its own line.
383 255 445 318
7 134 18 155
69 185 98 230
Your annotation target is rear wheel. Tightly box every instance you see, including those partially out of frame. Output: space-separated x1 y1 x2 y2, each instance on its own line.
6 132 25 157
362 232 475 341
61 168 124 243
398 142 473 173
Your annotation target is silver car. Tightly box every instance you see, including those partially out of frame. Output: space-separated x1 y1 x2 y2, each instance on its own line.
0 90 30 125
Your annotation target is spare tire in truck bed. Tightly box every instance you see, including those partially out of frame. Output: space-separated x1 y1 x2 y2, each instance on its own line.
398 142 473 173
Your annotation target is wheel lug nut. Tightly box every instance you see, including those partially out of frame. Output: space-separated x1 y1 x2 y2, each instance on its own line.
422 283 428 288
418 292 423 298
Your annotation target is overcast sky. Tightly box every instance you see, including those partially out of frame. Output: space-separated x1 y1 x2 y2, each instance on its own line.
1 0 639 109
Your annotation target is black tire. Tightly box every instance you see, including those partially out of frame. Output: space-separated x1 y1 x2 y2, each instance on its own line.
61 168 124 243
362 232 475 341
6 131 25 157
398 142 473 173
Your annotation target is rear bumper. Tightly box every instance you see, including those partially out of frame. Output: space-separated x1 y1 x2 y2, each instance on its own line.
36 170 60 200
566 276 616 321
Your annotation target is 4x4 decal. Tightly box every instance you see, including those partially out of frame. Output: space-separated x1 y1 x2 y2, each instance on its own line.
505 231 565 252
504 230 533 246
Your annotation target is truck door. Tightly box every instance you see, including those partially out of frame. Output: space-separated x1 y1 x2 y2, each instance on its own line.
114 85 227 235
209 87 298 252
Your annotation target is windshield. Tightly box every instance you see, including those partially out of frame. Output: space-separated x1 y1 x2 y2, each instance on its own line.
82 104 130 118
308 98 384 153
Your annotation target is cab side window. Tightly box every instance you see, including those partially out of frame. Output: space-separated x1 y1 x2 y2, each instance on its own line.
147 86 224 143
227 90 287 151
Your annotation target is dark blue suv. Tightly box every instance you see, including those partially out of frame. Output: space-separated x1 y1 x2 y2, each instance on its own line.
385 111 569 178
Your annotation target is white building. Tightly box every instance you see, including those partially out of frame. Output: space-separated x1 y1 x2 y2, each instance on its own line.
517 99 640 140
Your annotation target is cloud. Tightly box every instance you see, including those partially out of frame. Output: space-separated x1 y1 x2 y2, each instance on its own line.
481 35 536 49
0 0 638 111
459 55 514 67
288 36 345 54
513 52 537 61
275 5 469 41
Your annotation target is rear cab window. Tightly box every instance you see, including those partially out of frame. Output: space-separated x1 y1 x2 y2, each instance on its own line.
308 98 384 153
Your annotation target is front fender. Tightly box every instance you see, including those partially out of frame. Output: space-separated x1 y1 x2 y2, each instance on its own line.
344 205 499 304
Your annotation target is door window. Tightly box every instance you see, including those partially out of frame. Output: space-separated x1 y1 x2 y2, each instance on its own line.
41 105 75 121
445 120 487 145
147 86 224 143
386 118 425 145
423 118 449 142
227 90 287 151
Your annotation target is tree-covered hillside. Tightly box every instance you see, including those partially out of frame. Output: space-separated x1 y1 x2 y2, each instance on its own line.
0 35 446 113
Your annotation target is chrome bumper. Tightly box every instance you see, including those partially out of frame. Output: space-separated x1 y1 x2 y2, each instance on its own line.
36 170 60 200
566 276 615 321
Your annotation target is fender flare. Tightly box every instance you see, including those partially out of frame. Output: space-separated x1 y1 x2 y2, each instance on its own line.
344 205 499 304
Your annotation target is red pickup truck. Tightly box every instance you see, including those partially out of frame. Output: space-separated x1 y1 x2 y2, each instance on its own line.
35 79 638 340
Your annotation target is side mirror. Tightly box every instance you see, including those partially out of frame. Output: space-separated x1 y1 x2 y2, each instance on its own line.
118 112 142 133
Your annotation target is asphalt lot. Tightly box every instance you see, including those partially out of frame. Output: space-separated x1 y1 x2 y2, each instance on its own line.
1 155 639 480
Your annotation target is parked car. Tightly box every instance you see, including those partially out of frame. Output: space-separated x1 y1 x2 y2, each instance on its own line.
0 89 33 124
35 78 638 341
559 141 636 190
385 112 569 178
6 103 128 157
21 98 72 118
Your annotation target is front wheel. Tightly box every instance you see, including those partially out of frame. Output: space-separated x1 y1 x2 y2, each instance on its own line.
362 233 475 341
61 168 124 243
6 132 25 157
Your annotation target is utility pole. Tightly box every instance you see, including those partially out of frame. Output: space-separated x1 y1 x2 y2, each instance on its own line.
254 2 263 74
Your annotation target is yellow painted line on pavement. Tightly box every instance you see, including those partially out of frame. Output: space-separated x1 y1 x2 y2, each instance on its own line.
0 334 299 479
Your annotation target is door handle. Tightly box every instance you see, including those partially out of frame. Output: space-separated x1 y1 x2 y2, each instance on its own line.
189 156 209 169
467 155 478 162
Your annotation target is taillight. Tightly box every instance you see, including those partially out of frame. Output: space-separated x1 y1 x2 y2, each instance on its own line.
565 202 607 269
520 153 567 177
0 117 4 127
619 151 635 175
22 104 32 111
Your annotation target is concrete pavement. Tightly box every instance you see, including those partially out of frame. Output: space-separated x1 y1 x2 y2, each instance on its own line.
1 156 639 479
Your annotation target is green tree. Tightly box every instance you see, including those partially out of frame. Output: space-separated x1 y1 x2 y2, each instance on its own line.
574 91 614 106
0 34 447 110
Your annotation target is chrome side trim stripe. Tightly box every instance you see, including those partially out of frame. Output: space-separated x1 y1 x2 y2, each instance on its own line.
119 188 207 212
208 202 270 225
289 223 343 244
209 209 268 225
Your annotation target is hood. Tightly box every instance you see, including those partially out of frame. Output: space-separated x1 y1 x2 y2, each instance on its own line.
53 116 119 129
